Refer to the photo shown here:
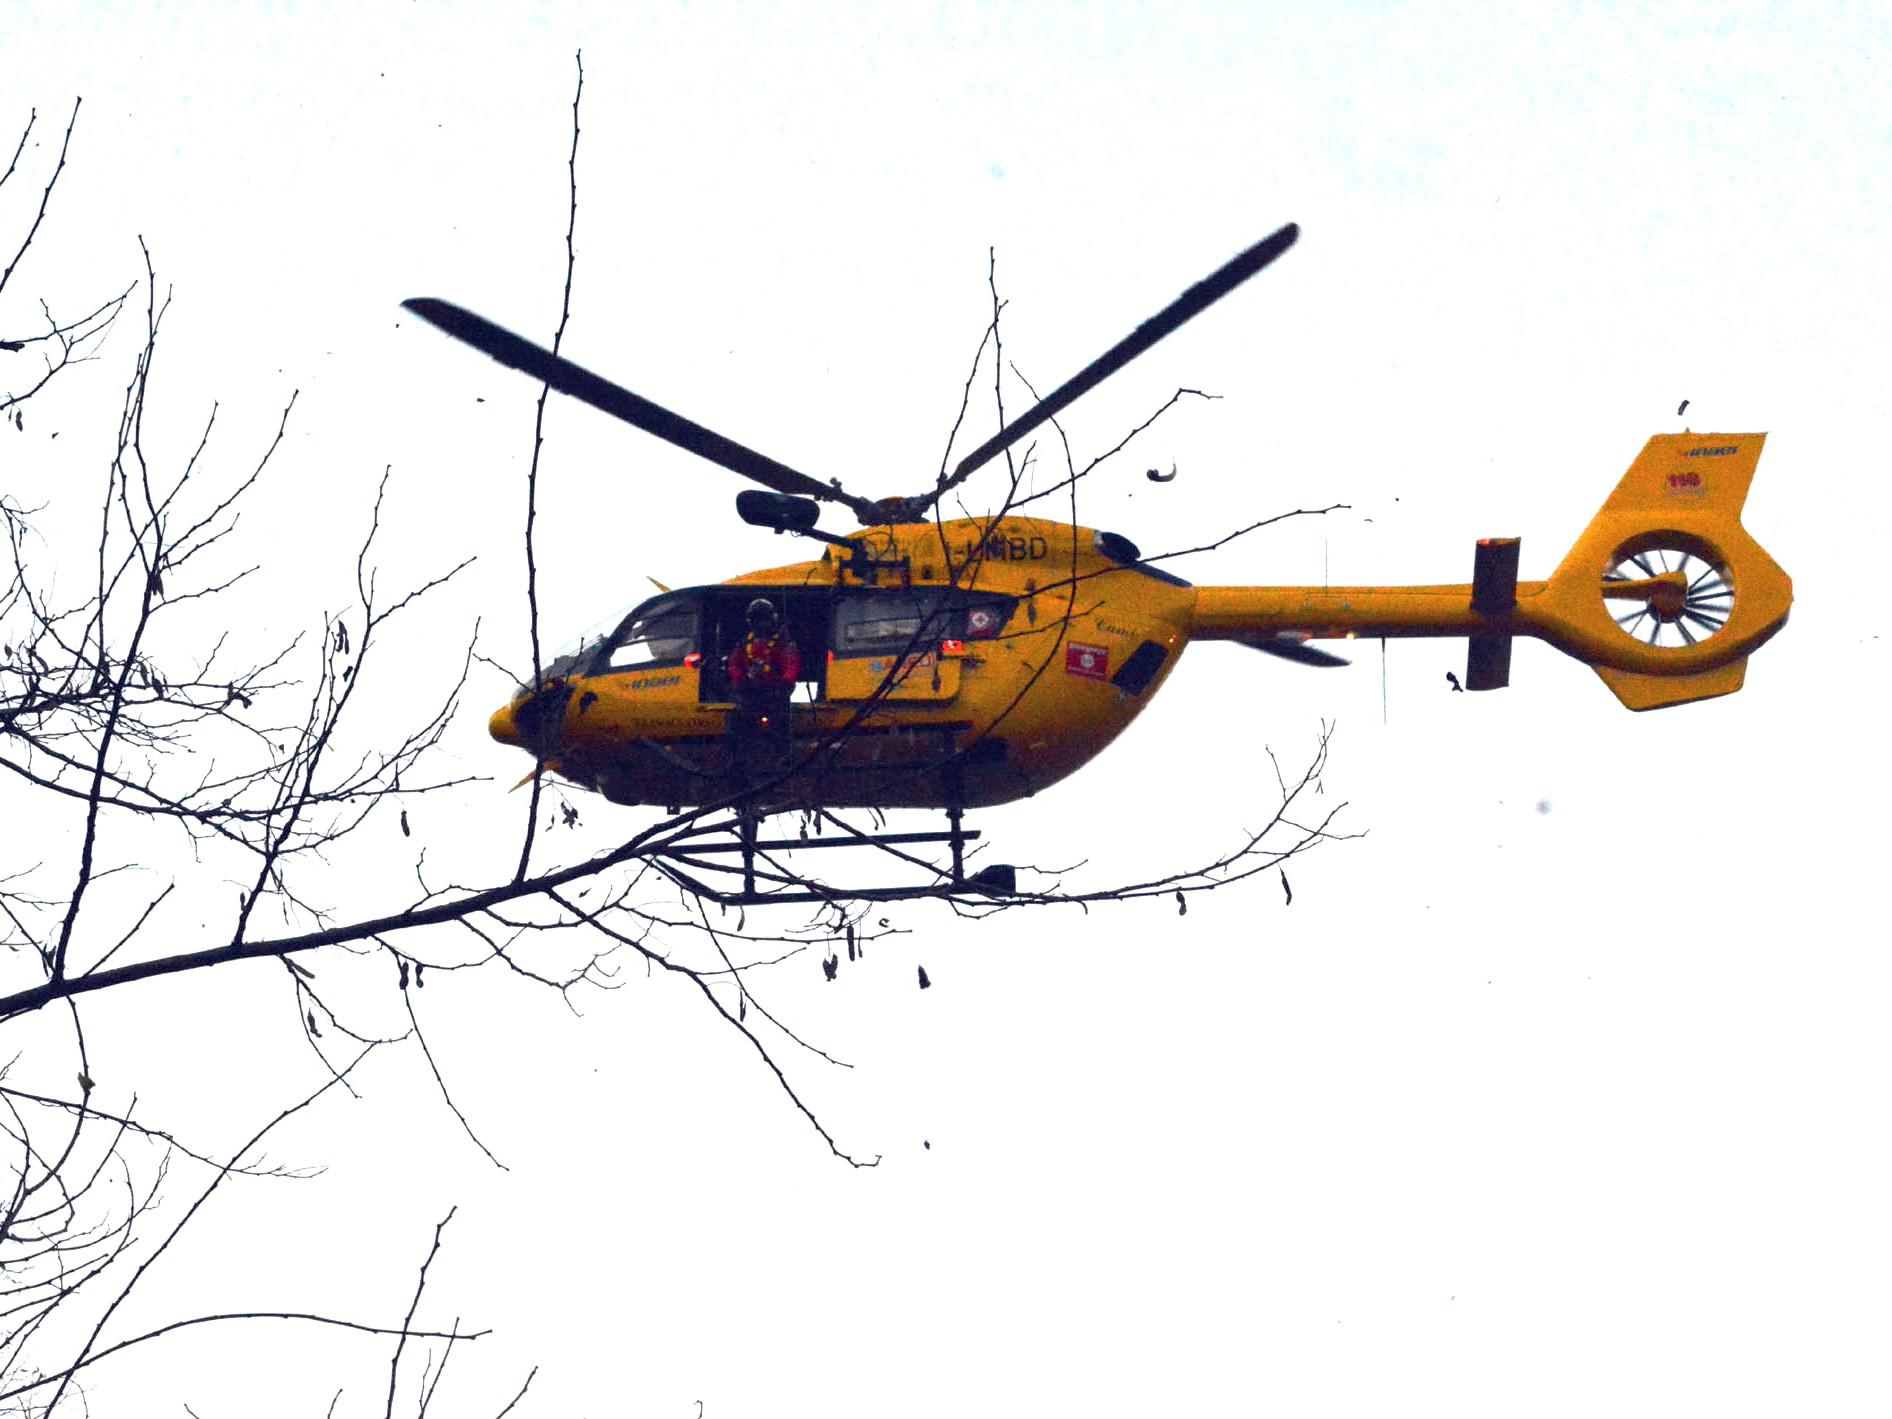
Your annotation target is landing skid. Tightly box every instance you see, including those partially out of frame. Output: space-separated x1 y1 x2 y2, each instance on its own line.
645 806 1016 906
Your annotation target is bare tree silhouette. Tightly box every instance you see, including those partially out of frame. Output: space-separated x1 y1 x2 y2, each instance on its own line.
1 62 1350 1412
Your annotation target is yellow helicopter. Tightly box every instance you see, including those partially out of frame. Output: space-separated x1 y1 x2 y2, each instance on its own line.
405 224 1791 894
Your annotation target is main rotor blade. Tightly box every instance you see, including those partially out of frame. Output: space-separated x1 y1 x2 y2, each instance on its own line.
917 222 1300 514
402 298 883 523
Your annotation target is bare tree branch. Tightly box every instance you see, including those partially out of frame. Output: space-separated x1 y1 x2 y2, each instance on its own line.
0 99 78 300
2 75 1358 1414
386 1208 457 1419
515 50 584 884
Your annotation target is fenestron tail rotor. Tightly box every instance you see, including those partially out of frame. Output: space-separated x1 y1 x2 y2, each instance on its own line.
1603 544 1734 649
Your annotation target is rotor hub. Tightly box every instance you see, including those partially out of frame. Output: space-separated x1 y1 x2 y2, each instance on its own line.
1603 541 1733 649
1647 578 1688 621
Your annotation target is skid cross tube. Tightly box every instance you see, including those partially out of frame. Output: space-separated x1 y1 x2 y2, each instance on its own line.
672 828 983 856
651 855 987 907
645 805 989 905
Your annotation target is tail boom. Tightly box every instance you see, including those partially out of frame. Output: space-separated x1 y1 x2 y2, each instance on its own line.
1189 433 1790 707
1191 581 1549 642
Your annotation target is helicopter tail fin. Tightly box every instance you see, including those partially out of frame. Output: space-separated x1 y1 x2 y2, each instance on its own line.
1548 433 1768 583
1528 432 1792 709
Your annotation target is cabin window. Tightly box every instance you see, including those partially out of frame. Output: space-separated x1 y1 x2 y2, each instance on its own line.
832 591 1016 655
834 593 948 655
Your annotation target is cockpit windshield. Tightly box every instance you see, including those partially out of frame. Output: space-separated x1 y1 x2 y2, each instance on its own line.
596 594 697 671
526 627 611 693
520 593 699 691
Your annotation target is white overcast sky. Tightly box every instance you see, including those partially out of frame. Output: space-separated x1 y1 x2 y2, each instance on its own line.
6 2 1891 1416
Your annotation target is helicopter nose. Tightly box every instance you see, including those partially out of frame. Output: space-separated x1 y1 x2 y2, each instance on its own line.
489 700 523 747
497 680 573 754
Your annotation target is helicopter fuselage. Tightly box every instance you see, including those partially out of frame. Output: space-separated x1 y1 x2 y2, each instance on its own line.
491 516 1198 810
489 434 1793 811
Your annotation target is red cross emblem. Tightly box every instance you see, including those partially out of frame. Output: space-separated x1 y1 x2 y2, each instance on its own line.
1065 642 1108 680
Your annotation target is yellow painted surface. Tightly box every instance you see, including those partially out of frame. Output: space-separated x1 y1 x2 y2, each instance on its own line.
490 435 1792 808
827 651 962 702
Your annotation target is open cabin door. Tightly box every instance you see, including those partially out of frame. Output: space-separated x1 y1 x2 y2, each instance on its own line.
695 587 832 705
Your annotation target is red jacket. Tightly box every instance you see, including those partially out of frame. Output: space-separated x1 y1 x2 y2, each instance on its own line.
727 629 800 690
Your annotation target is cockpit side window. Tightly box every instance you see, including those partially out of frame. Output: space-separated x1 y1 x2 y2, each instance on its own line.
594 596 698 673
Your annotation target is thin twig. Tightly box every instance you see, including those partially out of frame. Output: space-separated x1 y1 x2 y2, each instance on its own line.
386 1208 457 1419
516 49 584 884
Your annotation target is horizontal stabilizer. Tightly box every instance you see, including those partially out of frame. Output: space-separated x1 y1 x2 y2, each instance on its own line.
1238 635 1351 668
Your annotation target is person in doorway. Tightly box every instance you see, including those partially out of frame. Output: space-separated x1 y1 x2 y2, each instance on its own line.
725 597 800 779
